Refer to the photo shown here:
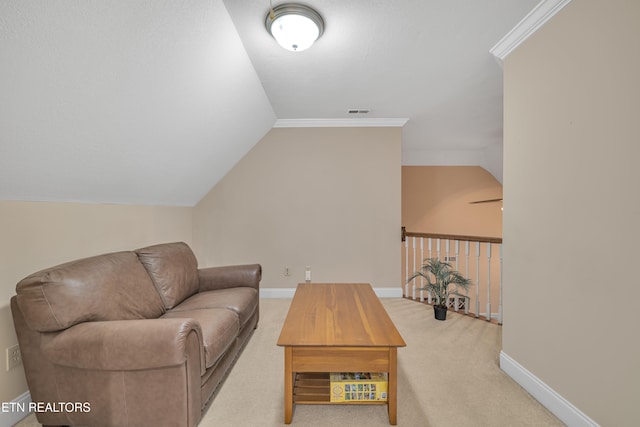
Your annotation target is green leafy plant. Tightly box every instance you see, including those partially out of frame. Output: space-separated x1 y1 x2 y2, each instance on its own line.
407 258 471 309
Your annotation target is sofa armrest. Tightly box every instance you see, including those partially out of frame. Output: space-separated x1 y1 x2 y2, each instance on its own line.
41 318 205 373
198 264 261 292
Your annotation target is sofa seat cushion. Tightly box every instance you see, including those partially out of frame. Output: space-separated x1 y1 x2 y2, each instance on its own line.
162 308 238 369
171 288 258 328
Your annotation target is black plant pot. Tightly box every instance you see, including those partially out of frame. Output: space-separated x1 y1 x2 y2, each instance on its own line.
434 305 447 321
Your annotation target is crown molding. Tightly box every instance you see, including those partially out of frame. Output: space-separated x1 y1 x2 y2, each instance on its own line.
490 0 572 63
273 118 409 128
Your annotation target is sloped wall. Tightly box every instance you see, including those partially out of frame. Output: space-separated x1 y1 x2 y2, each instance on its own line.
0 0 275 205
402 166 502 237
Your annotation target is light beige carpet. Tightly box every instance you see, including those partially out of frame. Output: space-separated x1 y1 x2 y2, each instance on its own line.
15 298 564 427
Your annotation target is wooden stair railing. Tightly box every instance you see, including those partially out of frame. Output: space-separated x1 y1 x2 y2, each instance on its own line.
402 227 504 324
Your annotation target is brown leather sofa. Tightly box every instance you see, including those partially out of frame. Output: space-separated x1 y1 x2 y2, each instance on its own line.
11 242 260 427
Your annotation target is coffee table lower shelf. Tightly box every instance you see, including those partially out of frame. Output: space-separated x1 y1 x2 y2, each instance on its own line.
293 373 387 405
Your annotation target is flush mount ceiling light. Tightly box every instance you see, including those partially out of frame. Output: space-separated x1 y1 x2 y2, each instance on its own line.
265 3 324 52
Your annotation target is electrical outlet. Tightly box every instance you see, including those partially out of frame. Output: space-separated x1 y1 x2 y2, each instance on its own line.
6 344 22 371
305 266 311 282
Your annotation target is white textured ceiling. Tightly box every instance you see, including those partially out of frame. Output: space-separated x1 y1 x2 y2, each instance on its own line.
0 0 275 205
224 0 539 173
0 0 538 206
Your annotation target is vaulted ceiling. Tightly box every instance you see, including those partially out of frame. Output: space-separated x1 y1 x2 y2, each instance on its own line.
0 0 538 206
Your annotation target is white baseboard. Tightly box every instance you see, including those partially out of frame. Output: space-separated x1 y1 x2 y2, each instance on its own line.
479 312 500 320
260 288 296 298
500 351 600 427
260 287 403 299
0 390 32 426
373 287 403 298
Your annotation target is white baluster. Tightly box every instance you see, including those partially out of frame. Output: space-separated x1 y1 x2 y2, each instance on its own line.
486 242 492 322
499 243 503 325
404 235 409 297
454 240 460 312
475 241 480 318
419 237 425 302
427 238 433 304
464 241 470 314
445 239 450 262
435 239 441 305
412 237 416 300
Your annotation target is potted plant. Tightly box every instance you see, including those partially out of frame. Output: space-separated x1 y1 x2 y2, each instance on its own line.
407 258 471 320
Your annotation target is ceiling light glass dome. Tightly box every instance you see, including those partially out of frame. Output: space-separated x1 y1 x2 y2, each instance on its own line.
265 4 324 52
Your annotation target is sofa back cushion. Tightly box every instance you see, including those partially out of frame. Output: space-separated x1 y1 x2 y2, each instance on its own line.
16 251 165 332
135 242 199 309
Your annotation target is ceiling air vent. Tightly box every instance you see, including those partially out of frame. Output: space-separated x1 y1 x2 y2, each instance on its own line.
348 109 370 114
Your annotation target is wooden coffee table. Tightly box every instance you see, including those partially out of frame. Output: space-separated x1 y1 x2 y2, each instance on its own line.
277 283 406 425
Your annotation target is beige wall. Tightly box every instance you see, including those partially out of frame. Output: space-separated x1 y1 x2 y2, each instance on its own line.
0 201 192 403
0 126 401 406
402 166 502 237
503 0 640 425
193 127 402 289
